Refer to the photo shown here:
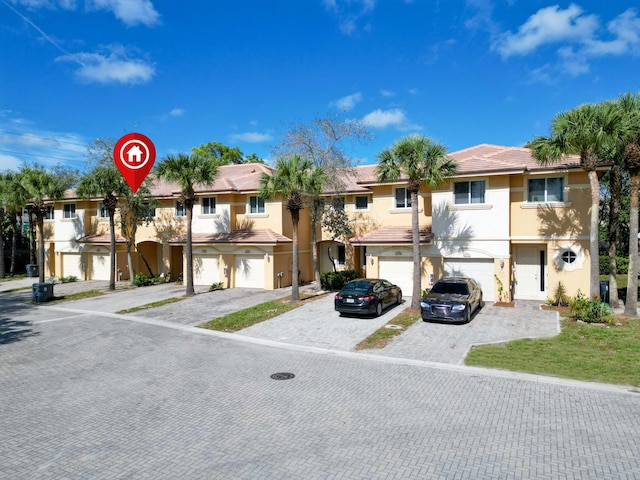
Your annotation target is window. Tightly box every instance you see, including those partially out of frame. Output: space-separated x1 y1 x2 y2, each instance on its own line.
337 245 346 265
142 202 156 218
202 197 216 215
528 177 564 202
454 180 485 204
98 203 109 219
355 196 368 210
44 206 54 220
562 250 577 264
249 196 265 214
63 204 76 219
176 201 186 217
332 197 345 211
395 188 411 208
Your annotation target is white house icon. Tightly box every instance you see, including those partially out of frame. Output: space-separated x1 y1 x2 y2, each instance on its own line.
127 145 143 164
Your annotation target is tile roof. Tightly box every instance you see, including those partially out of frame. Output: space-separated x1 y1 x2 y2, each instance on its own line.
77 233 127 244
169 228 292 245
350 226 433 245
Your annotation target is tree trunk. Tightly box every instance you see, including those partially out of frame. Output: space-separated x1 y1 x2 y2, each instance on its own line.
109 213 116 291
291 209 300 302
10 212 19 275
410 191 421 310
625 174 639 316
37 214 45 283
587 170 601 298
608 165 621 307
29 211 37 265
126 241 135 285
185 205 195 296
0 210 5 279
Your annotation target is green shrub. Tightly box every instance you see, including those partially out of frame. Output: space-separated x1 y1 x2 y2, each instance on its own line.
547 281 569 307
133 273 155 287
60 275 78 283
568 291 612 323
209 282 224 291
320 269 359 290
599 255 630 275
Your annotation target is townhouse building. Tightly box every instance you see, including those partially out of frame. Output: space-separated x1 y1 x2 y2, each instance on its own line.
41 144 590 302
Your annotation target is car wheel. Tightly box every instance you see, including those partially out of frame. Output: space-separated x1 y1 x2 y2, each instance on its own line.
375 302 383 317
396 292 402 305
465 306 471 323
480 294 485 309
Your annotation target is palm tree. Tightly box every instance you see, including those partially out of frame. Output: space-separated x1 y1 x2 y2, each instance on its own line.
154 153 219 296
618 92 640 316
76 165 128 291
260 155 326 301
530 102 621 298
0 171 28 276
376 135 457 310
17 165 76 284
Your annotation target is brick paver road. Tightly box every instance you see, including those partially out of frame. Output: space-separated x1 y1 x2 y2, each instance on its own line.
2 283 640 479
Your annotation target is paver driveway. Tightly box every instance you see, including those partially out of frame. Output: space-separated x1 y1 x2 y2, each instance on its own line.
2 281 640 479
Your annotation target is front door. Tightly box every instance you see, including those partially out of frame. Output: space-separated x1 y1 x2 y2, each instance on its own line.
515 246 547 300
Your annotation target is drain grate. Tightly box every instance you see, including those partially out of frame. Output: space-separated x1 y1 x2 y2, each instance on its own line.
270 372 295 380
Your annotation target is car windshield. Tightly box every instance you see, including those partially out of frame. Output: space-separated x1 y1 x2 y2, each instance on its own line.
431 282 469 295
341 282 373 295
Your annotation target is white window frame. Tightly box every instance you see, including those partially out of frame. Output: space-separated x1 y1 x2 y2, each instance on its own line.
63 204 76 219
176 201 186 218
44 206 54 220
249 196 265 214
98 203 109 219
454 180 485 205
202 197 216 215
394 188 411 209
527 177 564 203
354 195 369 211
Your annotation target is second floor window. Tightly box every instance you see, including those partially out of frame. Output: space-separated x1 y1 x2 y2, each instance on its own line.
44 206 54 220
142 202 156 218
454 180 485 204
176 201 186 217
202 197 216 215
395 188 411 209
98 203 109 218
63 204 76 219
355 196 368 210
528 177 564 202
250 196 265 214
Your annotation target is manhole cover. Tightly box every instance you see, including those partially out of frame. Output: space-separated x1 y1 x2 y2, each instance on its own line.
270 372 295 380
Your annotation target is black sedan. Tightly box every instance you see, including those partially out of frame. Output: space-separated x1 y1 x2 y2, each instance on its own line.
335 278 402 317
420 276 484 324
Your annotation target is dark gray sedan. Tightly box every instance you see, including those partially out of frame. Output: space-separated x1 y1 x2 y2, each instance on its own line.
420 276 484 324
335 278 402 317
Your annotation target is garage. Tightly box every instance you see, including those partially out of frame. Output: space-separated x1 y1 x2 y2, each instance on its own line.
62 253 84 279
193 256 219 285
235 255 264 288
444 258 495 301
379 257 413 297
90 253 112 280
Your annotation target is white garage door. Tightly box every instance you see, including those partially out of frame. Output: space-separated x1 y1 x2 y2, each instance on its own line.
62 253 83 279
193 256 219 285
444 258 495 301
91 253 112 280
379 257 413 297
235 255 264 288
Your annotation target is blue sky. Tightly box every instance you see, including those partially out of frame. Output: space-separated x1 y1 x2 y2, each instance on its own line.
1 0 639 172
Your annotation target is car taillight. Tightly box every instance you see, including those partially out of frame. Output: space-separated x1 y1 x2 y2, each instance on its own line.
361 296 372 301
335 294 342 300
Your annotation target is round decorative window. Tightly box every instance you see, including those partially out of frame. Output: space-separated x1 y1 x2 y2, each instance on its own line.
562 250 577 264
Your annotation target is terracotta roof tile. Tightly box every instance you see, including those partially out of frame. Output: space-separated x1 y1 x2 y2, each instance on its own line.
350 226 433 245
77 233 126 244
170 228 292 245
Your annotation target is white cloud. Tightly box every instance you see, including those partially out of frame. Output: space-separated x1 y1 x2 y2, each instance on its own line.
584 8 640 56
169 108 185 117
56 45 155 84
379 89 395 97
87 0 160 27
361 108 422 131
0 154 23 171
330 92 362 111
322 0 375 35
492 4 598 58
229 132 273 143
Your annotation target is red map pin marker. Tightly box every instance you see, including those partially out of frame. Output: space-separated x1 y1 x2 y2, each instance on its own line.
113 133 156 193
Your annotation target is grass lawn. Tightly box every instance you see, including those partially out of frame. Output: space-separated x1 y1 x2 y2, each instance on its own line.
355 311 421 350
465 318 640 387
116 297 184 314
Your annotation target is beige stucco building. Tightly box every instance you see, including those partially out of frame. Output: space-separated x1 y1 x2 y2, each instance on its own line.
41 144 591 302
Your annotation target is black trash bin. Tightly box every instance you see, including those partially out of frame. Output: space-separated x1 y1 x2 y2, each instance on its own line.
26 264 39 277
599 280 610 304
32 282 54 303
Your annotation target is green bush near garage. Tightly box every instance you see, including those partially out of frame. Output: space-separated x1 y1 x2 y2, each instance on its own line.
320 270 359 291
599 255 629 275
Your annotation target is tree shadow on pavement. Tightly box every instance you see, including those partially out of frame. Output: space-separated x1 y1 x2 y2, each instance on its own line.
0 317 39 345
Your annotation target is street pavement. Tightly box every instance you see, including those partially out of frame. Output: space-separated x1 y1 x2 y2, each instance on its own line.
2 278 640 479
